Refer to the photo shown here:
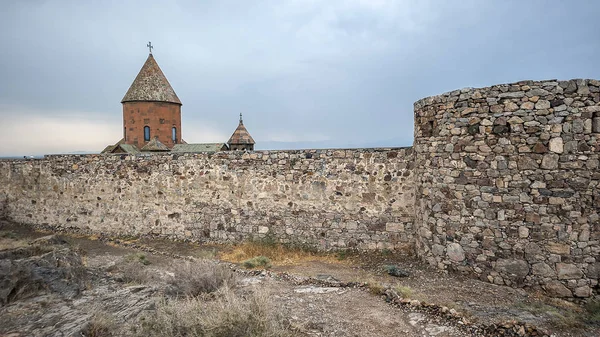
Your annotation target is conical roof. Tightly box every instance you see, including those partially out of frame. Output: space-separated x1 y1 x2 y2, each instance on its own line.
228 116 255 145
141 137 170 152
121 54 182 105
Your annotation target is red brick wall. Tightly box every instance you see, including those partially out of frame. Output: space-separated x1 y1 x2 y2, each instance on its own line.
122 101 182 148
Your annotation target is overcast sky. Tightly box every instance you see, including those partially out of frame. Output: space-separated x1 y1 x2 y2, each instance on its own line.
1 0 599 156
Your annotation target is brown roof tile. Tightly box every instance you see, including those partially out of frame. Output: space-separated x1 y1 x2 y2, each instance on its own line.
227 120 255 145
172 143 228 153
141 137 170 152
121 54 181 105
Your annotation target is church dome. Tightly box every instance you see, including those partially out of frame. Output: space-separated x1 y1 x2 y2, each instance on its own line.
121 54 181 105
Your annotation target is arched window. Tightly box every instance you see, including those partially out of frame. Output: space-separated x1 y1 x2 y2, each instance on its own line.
172 127 177 143
144 126 150 141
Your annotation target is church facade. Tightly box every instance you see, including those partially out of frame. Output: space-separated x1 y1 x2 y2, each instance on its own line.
102 47 254 154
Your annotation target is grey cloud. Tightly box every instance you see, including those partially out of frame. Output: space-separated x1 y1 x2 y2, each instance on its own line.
1 0 599 156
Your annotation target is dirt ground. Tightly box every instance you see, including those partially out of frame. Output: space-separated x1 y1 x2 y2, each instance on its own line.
0 220 598 337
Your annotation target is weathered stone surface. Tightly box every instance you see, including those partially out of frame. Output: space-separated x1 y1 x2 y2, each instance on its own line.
574 286 592 298
385 222 404 232
413 78 599 298
0 148 416 252
446 243 465 262
556 263 583 280
517 156 539 170
495 259 529 281
531 263 554 278
546 243 570 255
535 100 551 109
518 226 529 239
548 138 564 154
544 280 572 297
585 263 600 279
541 153 559 170
0 247 85 306
431 244 445 256
593 118 600 133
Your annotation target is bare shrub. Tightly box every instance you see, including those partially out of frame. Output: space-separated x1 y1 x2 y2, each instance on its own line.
134 286 294 337
109 253 155 284
167 260 237 297
119 261 151 284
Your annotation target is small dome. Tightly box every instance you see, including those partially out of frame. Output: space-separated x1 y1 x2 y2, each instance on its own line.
228 117 255 145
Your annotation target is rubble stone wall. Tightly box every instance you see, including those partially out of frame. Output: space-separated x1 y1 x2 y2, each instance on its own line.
413 79 600 298
0 189 7 219
2 78 599 298
0 148 416 251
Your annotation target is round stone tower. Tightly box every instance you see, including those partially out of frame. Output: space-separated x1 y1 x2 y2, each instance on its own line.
121 52 182 149
413 79 600 298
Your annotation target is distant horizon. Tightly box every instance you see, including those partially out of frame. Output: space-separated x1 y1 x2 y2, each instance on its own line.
0 137 413 158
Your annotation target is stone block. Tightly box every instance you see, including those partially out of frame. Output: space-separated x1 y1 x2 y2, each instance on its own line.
518 226 529 238
517 156 539 170
548 138 564 154
544 280 572 297
346 221 358 230
541 153 559 170
419 227 432 239
574 286 592 298
508 116 524 124
556 263 583 280
535 100 551 109
432 244 445 256
546 243 570 255
532 262 555 278
593 118 600 133
446 243 465 262
385 222 403 232
495 259 529 281
520 102 535 110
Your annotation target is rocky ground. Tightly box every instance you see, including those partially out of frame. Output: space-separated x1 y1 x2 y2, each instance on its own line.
0 220 598 336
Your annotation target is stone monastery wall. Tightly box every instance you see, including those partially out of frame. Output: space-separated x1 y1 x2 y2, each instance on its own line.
414 79 600 298
1 78 599 298
0 148 416 251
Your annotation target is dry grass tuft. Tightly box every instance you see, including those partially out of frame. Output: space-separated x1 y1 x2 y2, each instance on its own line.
110 254 154 284
394 285 413 298
0 230 27 251
124 252 151 265
167 260 237 297
219 240 342 267
84 311 117 337
242 256 272 269
585 300 600 325
515 299 586 330
118 262 151 284
366 279 385 296
134 285 295 337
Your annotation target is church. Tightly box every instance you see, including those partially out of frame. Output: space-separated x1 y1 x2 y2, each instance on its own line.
102 43 254 154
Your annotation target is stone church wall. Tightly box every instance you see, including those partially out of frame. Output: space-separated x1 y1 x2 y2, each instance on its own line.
413 79 600 298
0 148 416 251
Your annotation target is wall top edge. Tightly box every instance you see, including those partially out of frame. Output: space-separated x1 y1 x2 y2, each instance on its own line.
413 78 600 109
0 146 414 163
